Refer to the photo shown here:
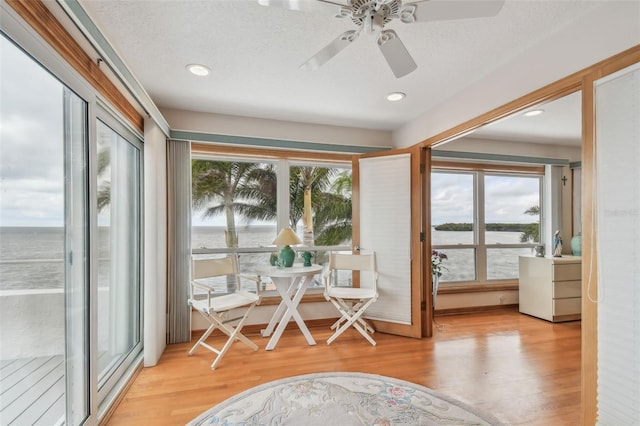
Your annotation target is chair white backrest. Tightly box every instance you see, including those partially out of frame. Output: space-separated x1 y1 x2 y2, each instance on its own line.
324 252 378 346
188 255 261 370
330 252 377 278
192 256 238 280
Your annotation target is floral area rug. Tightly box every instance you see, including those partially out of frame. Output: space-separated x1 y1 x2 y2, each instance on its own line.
188 372 504 425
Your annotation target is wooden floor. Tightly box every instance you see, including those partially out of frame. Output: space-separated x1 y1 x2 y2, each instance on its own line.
106 309 581 425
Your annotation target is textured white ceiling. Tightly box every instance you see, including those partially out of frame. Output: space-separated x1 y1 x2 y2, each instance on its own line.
79 0 594 143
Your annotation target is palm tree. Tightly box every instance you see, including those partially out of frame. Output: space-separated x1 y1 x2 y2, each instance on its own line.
313 172 352 245
223 164 353 246
287 166 352 246
520 205 540 243
192 161 353 275
97 141 111 213
192 160 263 248
192 160 265 291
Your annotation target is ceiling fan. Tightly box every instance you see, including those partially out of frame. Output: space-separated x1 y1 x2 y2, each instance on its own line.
258 0 505 78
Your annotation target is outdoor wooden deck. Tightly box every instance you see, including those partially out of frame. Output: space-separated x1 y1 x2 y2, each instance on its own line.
0 356 64 425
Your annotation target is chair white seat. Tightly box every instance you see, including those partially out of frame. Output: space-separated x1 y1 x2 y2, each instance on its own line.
187 256 262 370
190 291 260 314
326 286 377 300
324 252 378 346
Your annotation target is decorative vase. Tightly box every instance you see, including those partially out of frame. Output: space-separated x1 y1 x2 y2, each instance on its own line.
301 251 313 267
432 274 439 309
279 245 295 267
571 232 582 256
269 252 278 266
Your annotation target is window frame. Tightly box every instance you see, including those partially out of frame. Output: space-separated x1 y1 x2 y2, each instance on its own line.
431 161 544 287
94 103 145 407
190 145 353 299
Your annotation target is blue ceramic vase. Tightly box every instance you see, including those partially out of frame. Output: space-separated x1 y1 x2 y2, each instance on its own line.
570 232 582 256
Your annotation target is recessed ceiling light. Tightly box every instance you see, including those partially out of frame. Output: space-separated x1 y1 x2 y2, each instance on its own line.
523 109 544 117
186 64 210 76
386 92 406 102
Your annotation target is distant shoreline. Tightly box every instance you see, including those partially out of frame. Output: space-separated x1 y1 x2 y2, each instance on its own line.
434 223 536 232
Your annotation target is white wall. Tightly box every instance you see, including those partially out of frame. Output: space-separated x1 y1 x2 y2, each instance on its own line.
394 1 640 148
162 108 393 149
143 119 168 367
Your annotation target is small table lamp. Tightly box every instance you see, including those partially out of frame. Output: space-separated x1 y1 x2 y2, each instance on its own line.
273 228 301 267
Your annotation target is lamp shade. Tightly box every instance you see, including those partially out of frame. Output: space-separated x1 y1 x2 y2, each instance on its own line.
272 228 301 246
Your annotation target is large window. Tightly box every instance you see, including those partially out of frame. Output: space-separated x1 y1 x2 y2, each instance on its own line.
432 169 541 284
191 156 352 293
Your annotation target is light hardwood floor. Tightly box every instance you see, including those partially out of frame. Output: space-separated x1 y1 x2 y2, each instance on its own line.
106 309 581 425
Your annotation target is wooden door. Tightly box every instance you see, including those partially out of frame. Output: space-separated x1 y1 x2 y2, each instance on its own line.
352 146 427 338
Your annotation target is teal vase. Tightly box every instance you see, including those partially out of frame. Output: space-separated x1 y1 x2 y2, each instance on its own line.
301 251 313 267
280 245 295 267
571 233 582 256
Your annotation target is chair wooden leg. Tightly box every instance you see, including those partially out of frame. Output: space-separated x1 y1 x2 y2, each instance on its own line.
352 320 377 346
189 305 259 370
356 316 375 334
327 319 351 345
209 304 258 370
326 298 376 346
188 316 218 355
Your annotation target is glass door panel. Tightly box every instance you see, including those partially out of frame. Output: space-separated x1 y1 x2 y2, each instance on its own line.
96 118 142 398
0 34 89 425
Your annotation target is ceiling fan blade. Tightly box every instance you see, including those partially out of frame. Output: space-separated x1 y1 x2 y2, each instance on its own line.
377 30 417 78
300 30 359 71
257 0 346 13
399 0 505 23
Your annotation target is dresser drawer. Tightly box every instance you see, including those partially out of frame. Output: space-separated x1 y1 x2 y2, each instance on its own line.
553 263 581 281
553 297 581 316
553 280 581 298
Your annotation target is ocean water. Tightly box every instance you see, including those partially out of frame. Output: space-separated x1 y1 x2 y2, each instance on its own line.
0 227 528 290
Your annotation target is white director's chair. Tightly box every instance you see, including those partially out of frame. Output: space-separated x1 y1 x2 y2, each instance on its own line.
323 252 378 346
188 255 261 369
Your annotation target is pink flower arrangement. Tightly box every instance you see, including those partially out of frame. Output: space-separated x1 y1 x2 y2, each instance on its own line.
431 250 448 278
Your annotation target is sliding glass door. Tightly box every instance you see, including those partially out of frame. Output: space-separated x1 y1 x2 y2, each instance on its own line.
95 115 143 402
0 33 89 424
1 30 143 423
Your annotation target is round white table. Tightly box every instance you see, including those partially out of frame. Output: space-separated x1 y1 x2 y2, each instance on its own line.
256 264 323 351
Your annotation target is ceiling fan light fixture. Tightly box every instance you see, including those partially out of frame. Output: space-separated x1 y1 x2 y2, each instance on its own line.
386 92 406 102
523 109 544 117
186 63 210 76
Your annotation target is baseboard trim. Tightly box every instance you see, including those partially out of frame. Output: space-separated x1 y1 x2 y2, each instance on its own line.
435 304 519 316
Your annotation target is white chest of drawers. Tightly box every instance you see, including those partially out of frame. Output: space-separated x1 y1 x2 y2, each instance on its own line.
518 255 582 322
